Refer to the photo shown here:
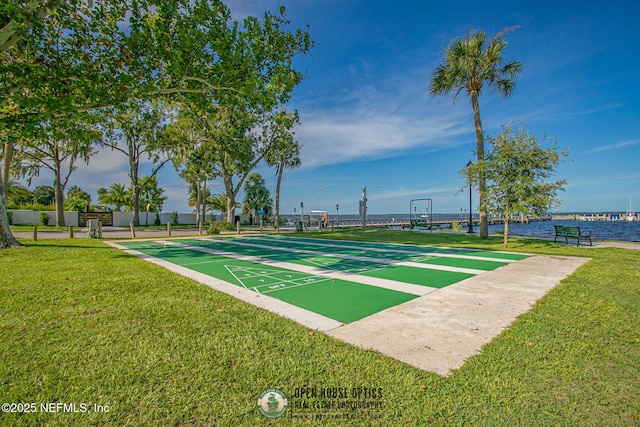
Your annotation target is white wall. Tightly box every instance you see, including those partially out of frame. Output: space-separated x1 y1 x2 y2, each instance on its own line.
9 210 211 227
9 210 79 226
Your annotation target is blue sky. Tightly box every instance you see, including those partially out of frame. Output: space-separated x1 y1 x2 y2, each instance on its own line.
30 0 640 215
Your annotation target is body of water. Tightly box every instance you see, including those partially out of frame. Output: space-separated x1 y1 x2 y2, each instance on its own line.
285 213 640 243
488 219 640 243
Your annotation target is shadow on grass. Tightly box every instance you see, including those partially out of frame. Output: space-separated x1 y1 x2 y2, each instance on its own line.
16 238 120 251
292 229 593 258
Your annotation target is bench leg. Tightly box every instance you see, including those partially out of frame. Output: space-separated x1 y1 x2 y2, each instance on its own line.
577 237 592 247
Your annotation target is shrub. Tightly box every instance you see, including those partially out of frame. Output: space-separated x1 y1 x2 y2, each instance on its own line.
207 221 221 235
154 212 161 226
14 203 56 211
7 210 12 225
171 211 179 226
39 212 50 226
207 220 233 235
451 221 462 232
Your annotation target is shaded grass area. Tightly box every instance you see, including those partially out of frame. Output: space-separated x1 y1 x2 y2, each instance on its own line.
1 231 639 426
9 225 71 232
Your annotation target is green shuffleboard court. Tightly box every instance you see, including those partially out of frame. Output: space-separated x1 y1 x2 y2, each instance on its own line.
116 236 528 325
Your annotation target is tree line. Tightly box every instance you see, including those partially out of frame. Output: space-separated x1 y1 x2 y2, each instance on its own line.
1 2 568 250
0 0 313 248
6 172 275 228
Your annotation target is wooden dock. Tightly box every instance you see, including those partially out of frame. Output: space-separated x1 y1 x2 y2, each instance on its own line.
321 216 552 230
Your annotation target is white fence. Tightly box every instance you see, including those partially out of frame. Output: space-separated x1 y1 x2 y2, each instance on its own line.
9 210 199 226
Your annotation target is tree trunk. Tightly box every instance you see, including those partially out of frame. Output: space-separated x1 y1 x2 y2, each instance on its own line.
52 152 68 227
53 175 66 227
226 194 236 224
0 134 20 248
0 164 21 249
503 214 509 248
2 141 14 188
129 154 140 226
274 164 283 234
224 175 236 225
471 92 488 239
195 184 201 225
201 179 207 224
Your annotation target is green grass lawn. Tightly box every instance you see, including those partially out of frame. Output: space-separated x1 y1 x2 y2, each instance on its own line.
1 230 638 426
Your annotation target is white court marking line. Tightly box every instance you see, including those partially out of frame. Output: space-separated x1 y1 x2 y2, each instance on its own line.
250 236 518 263
224 264 332 294
260 277 334 295
155 240 433 296
254 236 522 263
103 241 343 332
224 265 250 289
303 255 392 275
217 239 485 275
124 240 335 295
182 258 227 267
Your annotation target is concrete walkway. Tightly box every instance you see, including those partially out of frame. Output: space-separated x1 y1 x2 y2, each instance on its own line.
326 254 590 376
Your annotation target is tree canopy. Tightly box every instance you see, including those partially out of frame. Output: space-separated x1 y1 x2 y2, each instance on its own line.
97 183 128 212
0 0 313 248
265 109 300 232
243 172 272 223
461 122 569 247
64 185 91 212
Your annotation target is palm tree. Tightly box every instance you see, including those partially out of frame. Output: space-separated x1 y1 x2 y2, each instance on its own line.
5 180 31 206
188 184 213 213
210 192 230 221
267 137 300 233
65 185 91 212
265 110 301 233
429 28 522 238
97 183 128 211
242 173 273 225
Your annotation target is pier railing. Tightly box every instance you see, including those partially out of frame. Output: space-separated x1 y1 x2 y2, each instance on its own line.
319 215 552 230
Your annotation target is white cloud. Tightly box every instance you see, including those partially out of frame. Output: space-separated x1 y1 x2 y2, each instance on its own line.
368 185 461 202
227 0 285 21
293 68 472 169
586 138 640 154
71 149 161 193
77 149 129 174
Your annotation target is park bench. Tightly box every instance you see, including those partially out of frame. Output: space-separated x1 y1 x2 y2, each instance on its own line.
554 225 592 246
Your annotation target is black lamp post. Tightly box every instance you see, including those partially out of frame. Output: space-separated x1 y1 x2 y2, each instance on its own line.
467 161 474 233
336 204 339 228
